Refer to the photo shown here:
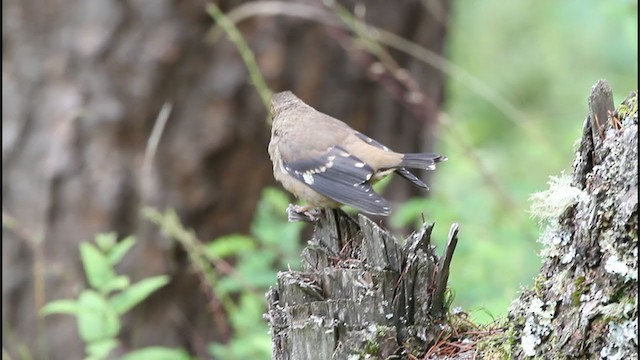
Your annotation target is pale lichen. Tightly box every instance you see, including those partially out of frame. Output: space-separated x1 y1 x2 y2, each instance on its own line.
604 254 638 281
600 317 638 360
530 175 590 262
530 174 589 223
519 297 557 357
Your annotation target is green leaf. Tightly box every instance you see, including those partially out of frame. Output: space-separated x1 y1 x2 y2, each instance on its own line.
80 243 116 292
94 232 117 252
101 275 130 295
261 187 291 210
229 293 267 332
107 236 136 265
85 338 119 360
120 347 191 360
208 331 270 360
216 273 278 294
77 290 120 343
110 276 169 315
205 234 255 259
41 299 81 316
251 188 304 247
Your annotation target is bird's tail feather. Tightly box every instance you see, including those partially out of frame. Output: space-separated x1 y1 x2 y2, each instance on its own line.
396 168 429 189
399 153 447 170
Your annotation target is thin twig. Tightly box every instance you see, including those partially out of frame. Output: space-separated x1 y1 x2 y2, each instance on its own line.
206 2 273 113
142 102 172 179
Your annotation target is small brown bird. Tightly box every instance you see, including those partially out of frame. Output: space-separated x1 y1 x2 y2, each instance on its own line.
268 91 446 217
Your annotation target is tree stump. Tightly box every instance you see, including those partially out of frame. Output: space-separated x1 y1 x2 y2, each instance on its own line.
266 209 459 359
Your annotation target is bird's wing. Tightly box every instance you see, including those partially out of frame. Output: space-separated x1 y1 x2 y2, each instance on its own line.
353 131 428 189
353 131 391 151
281 145 391 215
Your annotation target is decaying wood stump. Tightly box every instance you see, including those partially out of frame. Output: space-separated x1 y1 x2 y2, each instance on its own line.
266 209 459 359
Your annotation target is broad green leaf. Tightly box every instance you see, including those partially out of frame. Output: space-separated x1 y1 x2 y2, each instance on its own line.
205 234 255 259
77 290 120 343
120 347 191 360
107 236 136 265
110 276 169 314
85 338 119 360
80 243 116 292
41 299 80 316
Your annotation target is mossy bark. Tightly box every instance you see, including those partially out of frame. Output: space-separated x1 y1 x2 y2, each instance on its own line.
506 81 638 359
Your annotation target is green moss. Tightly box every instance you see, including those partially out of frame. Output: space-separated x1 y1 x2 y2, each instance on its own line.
362 340 380 356
475 327 514 360
616 91 638 120
548 334 559 356
571 276 588 307
533 275 548 297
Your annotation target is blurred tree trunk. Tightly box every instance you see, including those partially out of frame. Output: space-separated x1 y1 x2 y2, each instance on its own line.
2 0 449 358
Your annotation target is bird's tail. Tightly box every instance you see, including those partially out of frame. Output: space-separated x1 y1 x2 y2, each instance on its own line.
399 153 447 170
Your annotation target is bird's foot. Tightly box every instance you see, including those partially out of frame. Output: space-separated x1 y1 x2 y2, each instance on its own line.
286 204 321 222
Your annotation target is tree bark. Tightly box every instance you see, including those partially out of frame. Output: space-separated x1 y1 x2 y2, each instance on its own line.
1 0 449 358
507 82 638 358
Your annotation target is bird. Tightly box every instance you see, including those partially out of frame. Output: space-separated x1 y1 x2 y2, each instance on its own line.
268 91 446 219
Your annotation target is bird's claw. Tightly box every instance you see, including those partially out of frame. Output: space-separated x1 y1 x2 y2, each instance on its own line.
286 204 321 222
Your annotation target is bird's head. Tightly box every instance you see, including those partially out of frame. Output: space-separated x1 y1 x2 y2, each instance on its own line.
270 91 301 118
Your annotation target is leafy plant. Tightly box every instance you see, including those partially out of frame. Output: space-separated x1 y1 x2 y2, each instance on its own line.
207 188 304 359
41 233 188 360
143 187 305 360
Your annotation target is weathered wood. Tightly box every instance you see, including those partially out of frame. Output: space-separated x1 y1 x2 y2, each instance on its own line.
267 209 460 359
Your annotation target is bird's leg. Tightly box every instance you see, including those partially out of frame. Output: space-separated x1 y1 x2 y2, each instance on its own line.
286 204 321 222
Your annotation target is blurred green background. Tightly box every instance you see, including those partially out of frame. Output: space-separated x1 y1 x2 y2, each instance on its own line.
433 0 637 323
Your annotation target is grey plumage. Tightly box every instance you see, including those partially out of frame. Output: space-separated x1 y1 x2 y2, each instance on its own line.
268 91 446 216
